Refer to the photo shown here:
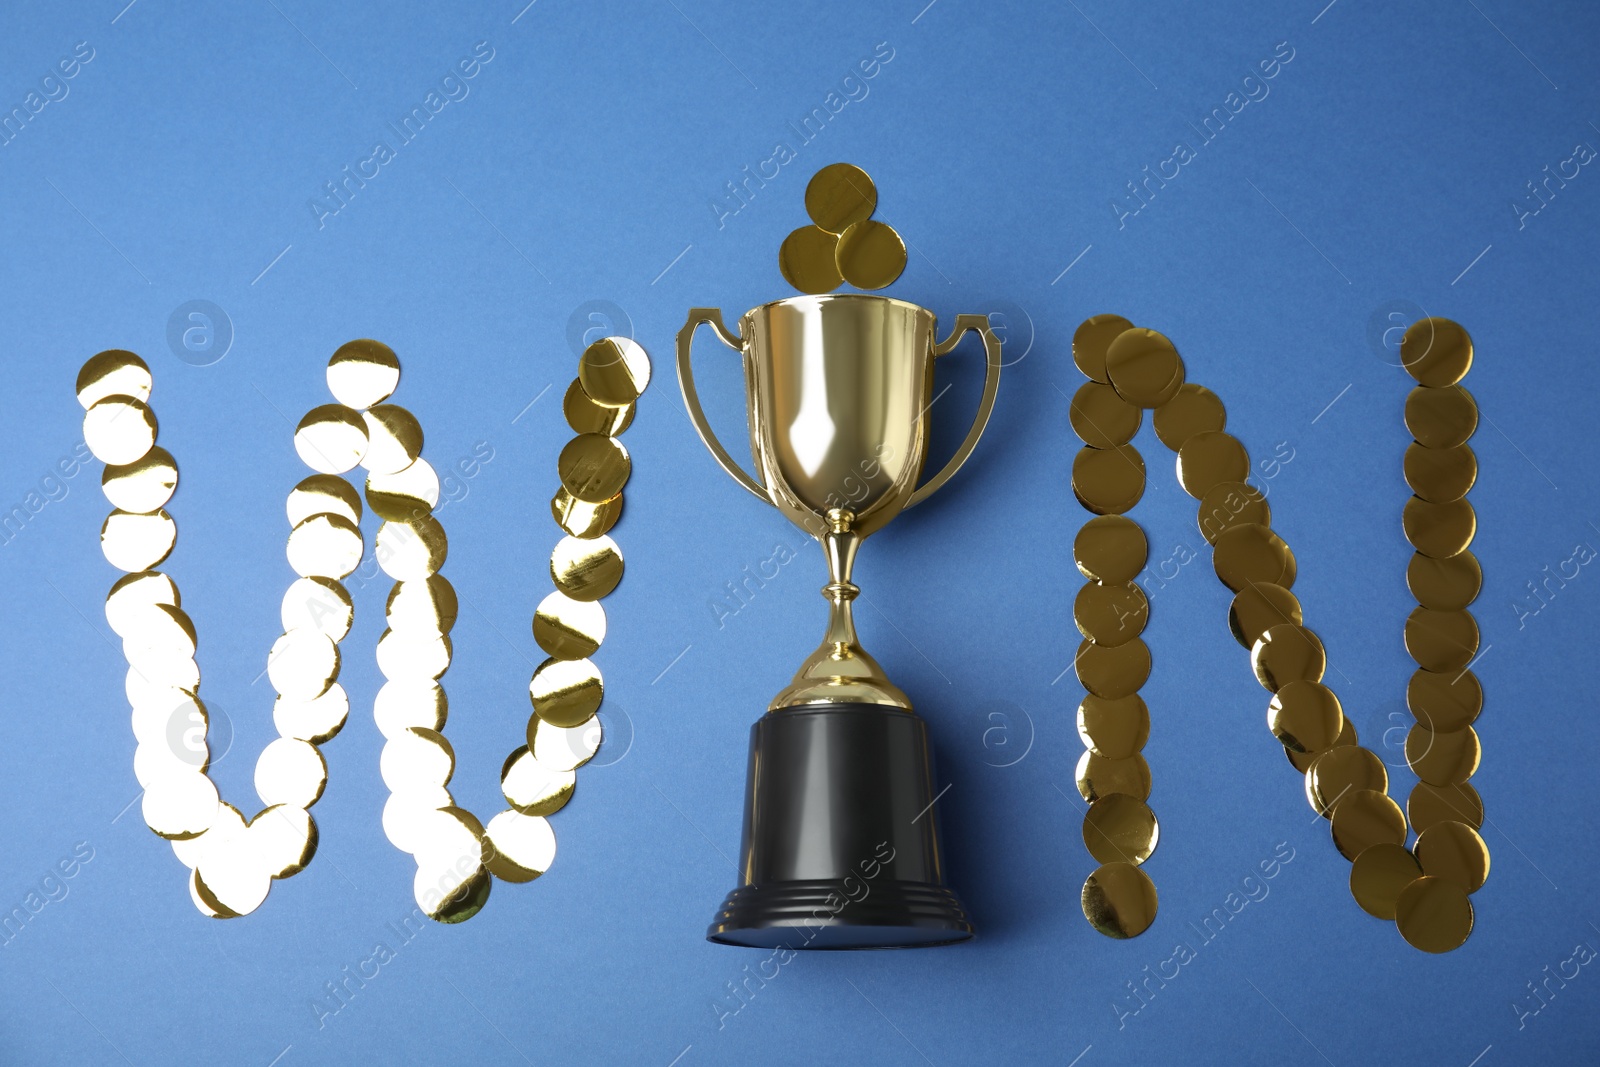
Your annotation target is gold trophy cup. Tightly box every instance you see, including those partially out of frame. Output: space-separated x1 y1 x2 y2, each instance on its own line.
678 293 1001 948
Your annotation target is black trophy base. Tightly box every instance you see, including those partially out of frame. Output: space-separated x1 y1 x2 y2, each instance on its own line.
706 701 974 950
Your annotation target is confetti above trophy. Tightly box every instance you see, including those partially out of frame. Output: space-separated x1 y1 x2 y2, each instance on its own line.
778 163 908 293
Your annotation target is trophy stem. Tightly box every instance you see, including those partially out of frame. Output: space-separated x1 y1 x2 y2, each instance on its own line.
769 508 911 711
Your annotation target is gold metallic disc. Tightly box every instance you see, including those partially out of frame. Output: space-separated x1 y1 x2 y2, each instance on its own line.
551 488 622 539
1081 861 1158 939
375 516 448 581
483 810 558 884
102 446 178 514
1349 842 1423 920
1404 442 1476 504
1069 382 1142 448
578 337 651 408
171 802 245 870
1213 523 1296 593
1306 745 1388 818
529 657 604 728
559 433 632 503
1197 481 1270 545
130 690 205 749
381 785 453 854
1406 725 1480 786
533 591 607 660
415 843 492 923
286 513 364 580
254 737 328 809
564 379 634 436
1073 515 1147 583
294 404 368 475
1414 821 1490 893
1105 328 1184 409
1074 638 1151 700
1083 794 1159 865
194 832 271 918
373 679 448 740
836 220 907 290
1268 680 1344 754
1153 383 1226 451
1405 385 1477 449
1407 668 1483 732
326 339 401 409
1250 623 1326 692
77 350 152 408
375 627 452 682
805 162 877 232
1075 749 1152 802
778 225 842 295
1408 782 1484 833
1329 788 1407 861
1176 431 1249 500
379 727 456 794
84 396 157 466
1395 876 1473 953
1400 318 1473 388
1228 582 1302 649
1407 549 1481 611
273 684 350 744
287 474 362 528
1404 609 1480 674
101 509 176 572
1072 314 1133 384
1077 694 1150 759
248 805 319 879
1071 445 1145 515
551 535 623 601
386 575 459 636
527 713 603 772
408 805 486 870
105 570 180 638
135 738 208 788
281 576 353 641
1289 715 1356 773
366 457 440 521
1074 581 1149 647
142 770 219 840
126 654 200 701
123 601 197 663
360 405 424 476
1403 496 1476 559
500 746 575 816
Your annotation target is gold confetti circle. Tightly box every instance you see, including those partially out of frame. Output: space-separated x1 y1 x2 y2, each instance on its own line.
1406 667 1482 732
1404 442 1476 504
527 713 603 773
415 852 492 923
373 680 448 740
1074 638 1151 700
84 395 158 466
1075 749 1152 802
1081 861 1158 939
360 405 424 476
280 576 353 640
1414 820 1490 893
1405 385 1477 449
483 810 557 884
1072 445 1145 515
533 591 607 660
1404 608 1480 674
376 516 448 581
379 727 456 793
805 162 877 232
1267 680 1344 754
254 737 328 809
142 770 220 840
386 575 458 636
77 350 152 409
286 513 364 580
1306 745 1388 818
1406 724 1480 786
779 226 843 295
1329 788 1406 861
367 457 440 521
287 474 363 528
1197 481 1270 545
1105 328 1185 409
1289 715 1356 773
1212 523 1296 593
1069 382 1142 448
1349 842 1422 920
1073 581 1149 647
558 433 632 503
836 220 907 290
272 685 350 745
294 404 368 474
500 746 575 816
1072 314 1133 384
1400 318 1473 388
1073 514 1147 584
1153 382 1226 451
529 657 604 728
578 338 647 408
105 570 179 638
1227 582 1302 649
101 509 176 572
375 627 452 682
327 339 401 409
551 488 623 539
380 785 452 854
1407 549 1481 611
1083 793 1159 865
249 804 319 880
1176 431 1250 500
564 379 634 436
551 535 623 601
1250 624 1326 692
1077 694 1150 759
171 802 244 870
1408 782 1483 833
194 832 271 918
1403 496 1475 559
102 446 178 514
1395 876 1473 953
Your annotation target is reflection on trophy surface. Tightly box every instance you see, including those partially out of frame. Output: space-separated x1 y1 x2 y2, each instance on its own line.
677 164 1002 949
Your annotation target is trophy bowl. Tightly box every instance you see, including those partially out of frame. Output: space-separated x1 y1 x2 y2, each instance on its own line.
678 293 1001 949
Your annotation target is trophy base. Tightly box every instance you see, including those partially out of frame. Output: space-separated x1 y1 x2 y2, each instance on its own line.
706 702 974 950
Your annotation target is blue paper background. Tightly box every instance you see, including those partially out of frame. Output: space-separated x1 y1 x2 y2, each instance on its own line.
3 1 1598 1063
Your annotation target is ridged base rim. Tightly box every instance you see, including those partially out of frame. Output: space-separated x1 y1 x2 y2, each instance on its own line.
707 880 974 950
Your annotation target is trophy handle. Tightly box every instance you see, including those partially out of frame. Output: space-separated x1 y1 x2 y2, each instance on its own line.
676 308 770 504
907 313 1003 508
